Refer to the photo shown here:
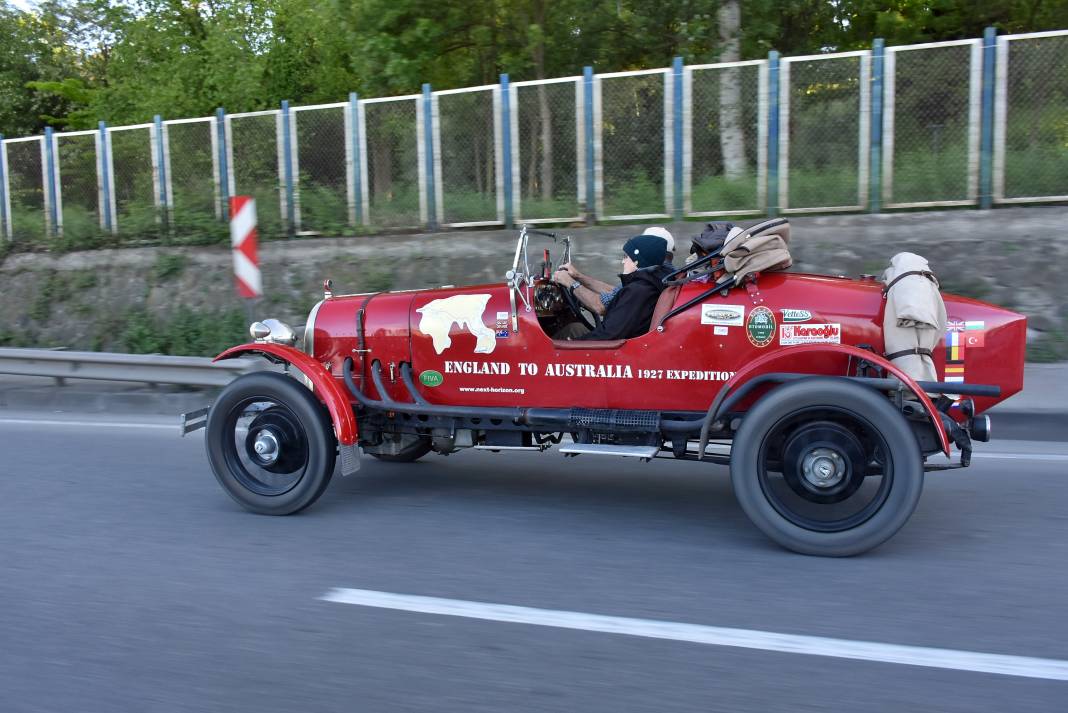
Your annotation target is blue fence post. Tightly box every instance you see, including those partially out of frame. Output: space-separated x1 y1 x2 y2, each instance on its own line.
583 66 595 223
216 108 229 221
281 99 296 236
43 126 58 236
348 92 363 227
672 56 684 220
0 133 7 241
500 73 514 228
766 51 780 217
979 26 997 210
98 120 112 233
153 114 168 223
422 83 437 231
869 38 885 213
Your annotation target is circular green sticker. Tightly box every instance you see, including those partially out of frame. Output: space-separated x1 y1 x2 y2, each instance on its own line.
419 369 444 387
746 306 776 347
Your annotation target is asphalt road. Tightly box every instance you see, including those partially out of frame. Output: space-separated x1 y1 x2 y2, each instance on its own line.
1 414 1067 712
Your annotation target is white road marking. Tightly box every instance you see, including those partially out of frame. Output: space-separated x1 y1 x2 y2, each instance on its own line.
0 417 177 430
975 453 1068 462
320 587 1068 682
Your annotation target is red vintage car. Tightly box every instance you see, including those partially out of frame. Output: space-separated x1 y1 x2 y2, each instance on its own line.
189 221 1026 556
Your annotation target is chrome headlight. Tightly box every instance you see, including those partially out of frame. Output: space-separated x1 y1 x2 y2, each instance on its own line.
249 318 298 346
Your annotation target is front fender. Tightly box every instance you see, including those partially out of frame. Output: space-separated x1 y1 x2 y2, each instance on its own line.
215 343 357 446
721 343 950 456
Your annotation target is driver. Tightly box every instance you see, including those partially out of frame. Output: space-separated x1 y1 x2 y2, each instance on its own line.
556 226 675 317
552 234 671 341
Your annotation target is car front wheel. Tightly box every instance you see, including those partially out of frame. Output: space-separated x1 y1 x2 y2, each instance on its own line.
205 371 336 515
729 377 924 557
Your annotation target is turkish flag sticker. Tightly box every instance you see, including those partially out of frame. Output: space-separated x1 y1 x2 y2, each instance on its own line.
966 332 985 348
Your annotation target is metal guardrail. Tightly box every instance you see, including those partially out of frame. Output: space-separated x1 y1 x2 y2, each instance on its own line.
0 348 261 387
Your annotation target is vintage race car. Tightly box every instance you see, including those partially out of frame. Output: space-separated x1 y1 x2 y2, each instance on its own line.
189 221 1026 556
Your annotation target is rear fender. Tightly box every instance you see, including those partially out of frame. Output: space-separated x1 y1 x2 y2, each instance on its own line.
722 344 950 455
214 343 357 446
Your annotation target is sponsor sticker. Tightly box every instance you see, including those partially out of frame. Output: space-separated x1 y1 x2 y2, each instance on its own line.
746 306 776 347
495 329 509 339
781 309 812 323
701 304 745 327
713 326 729 336
419 370 444 387
416 294 497 355
496 311 509 321
779 323 841 346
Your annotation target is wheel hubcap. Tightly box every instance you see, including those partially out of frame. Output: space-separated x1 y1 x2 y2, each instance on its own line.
252 430 281 465
802 447 846 489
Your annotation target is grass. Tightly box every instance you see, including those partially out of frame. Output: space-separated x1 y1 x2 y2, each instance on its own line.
1027 330 1068 363
118 306 249 356
152 253 188 283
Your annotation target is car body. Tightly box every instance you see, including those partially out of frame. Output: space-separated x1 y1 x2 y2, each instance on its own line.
196 223 1026 556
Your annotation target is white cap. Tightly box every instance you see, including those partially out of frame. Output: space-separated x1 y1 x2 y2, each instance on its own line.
642 226 674 253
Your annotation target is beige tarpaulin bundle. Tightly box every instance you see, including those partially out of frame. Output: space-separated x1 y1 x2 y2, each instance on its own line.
722 218 793 283
881 252 947 383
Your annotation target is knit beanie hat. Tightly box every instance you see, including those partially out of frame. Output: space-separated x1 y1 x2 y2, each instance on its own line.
622 234 668 269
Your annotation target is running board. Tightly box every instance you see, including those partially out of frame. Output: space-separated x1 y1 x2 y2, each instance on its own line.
559 444 660 460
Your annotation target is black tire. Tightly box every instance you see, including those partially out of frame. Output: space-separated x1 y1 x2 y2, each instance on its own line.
206 371 336 515
730 377 924 557
368 437 433 463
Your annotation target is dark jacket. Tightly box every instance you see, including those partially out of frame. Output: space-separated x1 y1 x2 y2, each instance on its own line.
580 264 671 341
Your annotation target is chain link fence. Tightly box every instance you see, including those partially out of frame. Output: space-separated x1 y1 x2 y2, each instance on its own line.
292 104 349 235
686 61 766 216
54 131 103 247
884 41 979 207
2 31 1067 253
597 70 670 219
781 52 869 212
2 138 46 248
361 97 421 230
995 30 1068 202
434 87 501 226
108 125 158 241
227 111 283 237
162 118 220 243
512 77 582 223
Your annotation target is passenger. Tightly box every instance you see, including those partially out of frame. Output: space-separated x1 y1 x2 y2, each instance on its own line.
557 227 675 317
552 234 671 341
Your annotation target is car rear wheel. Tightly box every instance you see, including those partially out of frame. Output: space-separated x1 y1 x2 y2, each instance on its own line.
206 371 336 515
730 377 924 556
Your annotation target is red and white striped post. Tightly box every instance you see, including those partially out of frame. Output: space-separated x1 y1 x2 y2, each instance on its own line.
230 196 261 327
229 196 262 305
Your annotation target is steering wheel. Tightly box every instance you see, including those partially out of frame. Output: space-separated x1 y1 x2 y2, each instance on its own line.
556 280 600 331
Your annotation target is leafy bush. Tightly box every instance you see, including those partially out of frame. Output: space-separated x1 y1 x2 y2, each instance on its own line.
118 306 248 356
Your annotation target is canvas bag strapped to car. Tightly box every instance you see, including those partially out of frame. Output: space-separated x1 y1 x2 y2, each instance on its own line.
880 252 947 384
721 218 793 283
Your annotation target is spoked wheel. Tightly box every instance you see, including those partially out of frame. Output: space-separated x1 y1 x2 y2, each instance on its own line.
206 372 336 515
730 377 923 556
